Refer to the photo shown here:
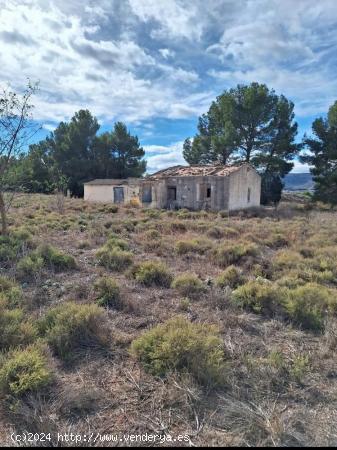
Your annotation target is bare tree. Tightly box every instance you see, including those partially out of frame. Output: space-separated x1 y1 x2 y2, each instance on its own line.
0 82 39 234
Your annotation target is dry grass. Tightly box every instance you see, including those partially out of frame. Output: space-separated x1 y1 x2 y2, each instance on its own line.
1 193 337 447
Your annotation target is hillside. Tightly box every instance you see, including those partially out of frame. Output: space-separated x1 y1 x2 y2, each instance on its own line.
284 173 314 191
0 195 337 447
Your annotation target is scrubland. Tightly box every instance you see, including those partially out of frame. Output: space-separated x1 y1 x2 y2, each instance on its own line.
0 193 337 446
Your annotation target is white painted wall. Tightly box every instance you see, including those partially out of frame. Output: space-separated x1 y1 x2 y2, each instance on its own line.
227 166 261 210
84 184 114 203
84 183 141 203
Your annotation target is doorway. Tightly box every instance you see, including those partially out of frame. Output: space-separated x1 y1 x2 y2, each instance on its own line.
113 187 125 203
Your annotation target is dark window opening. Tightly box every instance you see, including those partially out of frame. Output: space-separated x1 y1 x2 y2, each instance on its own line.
207 187 211 198
168 187 177 201
247 187 251 203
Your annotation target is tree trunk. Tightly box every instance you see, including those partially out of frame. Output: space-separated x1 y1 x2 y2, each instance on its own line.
0 191 8 235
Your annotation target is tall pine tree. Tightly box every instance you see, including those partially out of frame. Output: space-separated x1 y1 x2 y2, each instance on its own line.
302 101 337 206
184 83 301 204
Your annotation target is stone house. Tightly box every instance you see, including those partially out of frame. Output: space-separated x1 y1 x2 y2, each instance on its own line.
84 163 261 211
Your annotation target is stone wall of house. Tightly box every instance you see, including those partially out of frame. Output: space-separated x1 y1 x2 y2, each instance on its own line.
227 165 261 210
85 166 261 211
143 175 231 211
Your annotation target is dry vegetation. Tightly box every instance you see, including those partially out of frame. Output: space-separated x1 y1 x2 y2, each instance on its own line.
1 193 337 446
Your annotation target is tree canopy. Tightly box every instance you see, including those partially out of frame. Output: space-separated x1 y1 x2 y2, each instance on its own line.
302 101 337 206
14 110 146 196
183 82 301 204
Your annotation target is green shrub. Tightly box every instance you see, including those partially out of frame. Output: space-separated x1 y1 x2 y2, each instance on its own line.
284 284 336 332
176 238 212 255
171 273 206 298
179 298 191 311
108 205 118 213
38 302 108 360
96 246 133 271
105 236 129 250
37 244 76 271
0 305 37 351
132 261 173 287
17 254 44 279
0 230 34 264
218 210 228 218
214 242 258 267
216 266 245 289
0 344 53 397
130 316 225 386
232 280 284 315
289 355 310 383
273 250 303 270
264 233 288 249
0 276 23 308
94 277 121 308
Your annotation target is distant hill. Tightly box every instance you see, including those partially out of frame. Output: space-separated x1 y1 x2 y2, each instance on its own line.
283 173 314 191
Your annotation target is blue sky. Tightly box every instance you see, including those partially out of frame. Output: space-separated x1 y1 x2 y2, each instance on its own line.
1 0 337 173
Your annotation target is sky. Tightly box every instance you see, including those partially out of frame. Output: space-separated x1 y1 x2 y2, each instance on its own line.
1 0 337 173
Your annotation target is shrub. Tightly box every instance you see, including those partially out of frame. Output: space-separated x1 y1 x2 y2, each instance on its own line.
0 305 37 351
143 229 161 240
216 266 245 289
0 231 34 264
130 317 225 386
207 226 225 239
289 355 310 383
96 246 133 271
17 254 44 279
106 205 118 213
37 244 76 271
214 242 258 267
167 220 187 233
273 250 303 270
264 233 288 249
176 238 212 255
38 302 108 360
232 280 284 315
94 277 121 308
284 284 336 332
218 210 228 218
0 276 23 308
171 273 206 299
105 236 129 251
133 261 173 287
0 344 53 397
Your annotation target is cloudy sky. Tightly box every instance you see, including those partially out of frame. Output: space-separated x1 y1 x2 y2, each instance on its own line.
1 0 337 173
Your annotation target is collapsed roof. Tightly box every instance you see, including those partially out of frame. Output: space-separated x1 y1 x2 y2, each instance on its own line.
146 163 250 180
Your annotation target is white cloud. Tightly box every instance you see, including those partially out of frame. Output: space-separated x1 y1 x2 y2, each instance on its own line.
144 141 186 172
1 0 337 147
128 0 203 40
0 0 207 124
291 160 312 174
159 48 175 59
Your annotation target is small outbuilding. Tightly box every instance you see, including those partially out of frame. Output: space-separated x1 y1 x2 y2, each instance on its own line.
84 163 261 211
84 178 141 204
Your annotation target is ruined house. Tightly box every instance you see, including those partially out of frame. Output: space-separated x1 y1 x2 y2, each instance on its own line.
84 163 261 211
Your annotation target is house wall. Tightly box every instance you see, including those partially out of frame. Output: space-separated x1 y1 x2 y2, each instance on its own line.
227 165 261 211
145 176 230 211
84 167 261 210
84 184 140 203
